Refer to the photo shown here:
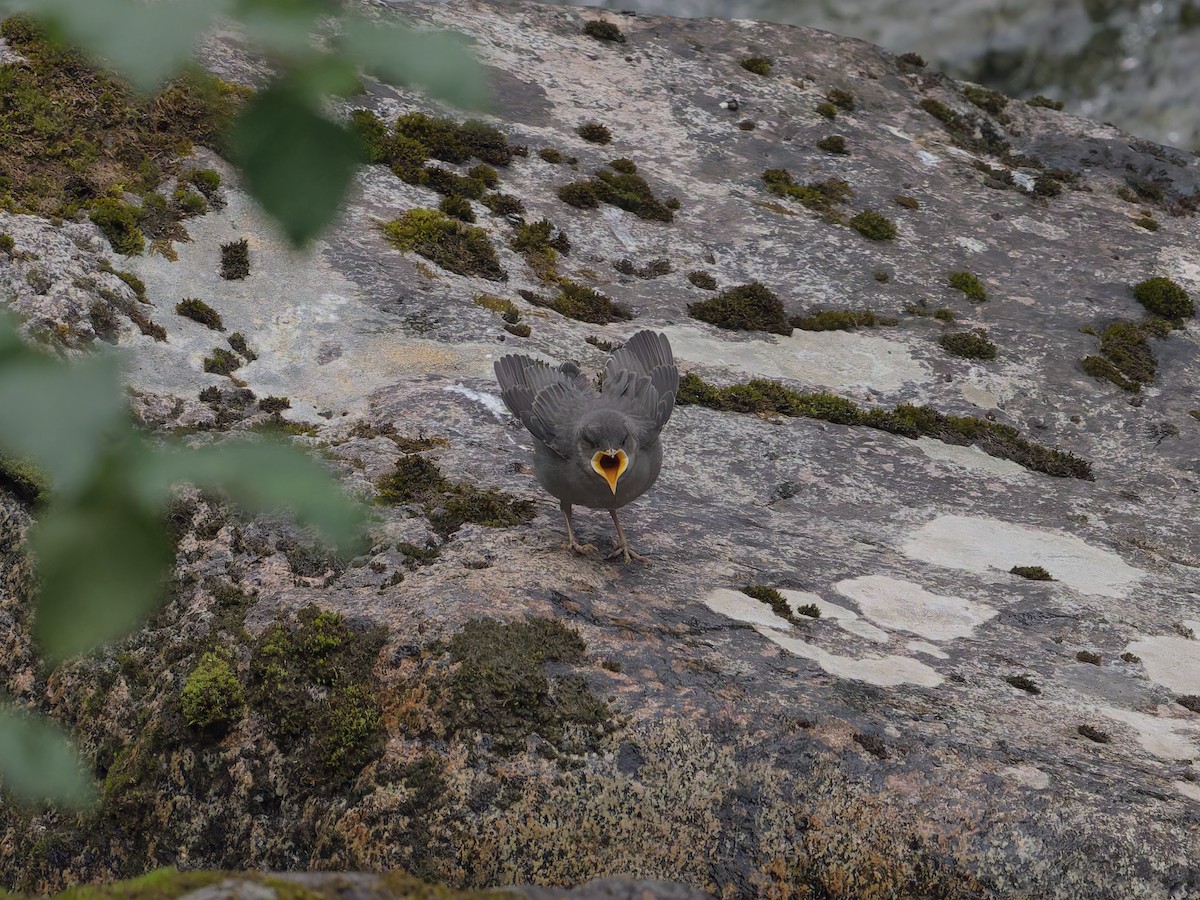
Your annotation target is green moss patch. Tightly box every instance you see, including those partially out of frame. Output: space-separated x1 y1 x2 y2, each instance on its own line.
576 121 612 144
614 258 671 279
382 209 505 281
394 112 513 166
939 329 997 360
740 56 773 76
249 606 387 786
893 194 920 209
0 16 248 223
439 195 475 222
180 651 244 729
816 101 838 120
848 210 897 240
947 270 987 302
523 279 632 325
678 372 1093 479
742 585 801 626
1027 95 1064 110
0 454 50 506
219 239 249 280
918 96 1011 156
1133 276 1193 322
762 169 853 214
376 454 535 538
175 298 223 330
816 135 848 155
1081 320 1157 392
583 20 626 43
791 310 895 331
202 347 241 376
961 85 1008 116
688 281 790 335
826 88 855 111
559 167 676 223
687 270 717 290
89 200 145 255
440 617 614 756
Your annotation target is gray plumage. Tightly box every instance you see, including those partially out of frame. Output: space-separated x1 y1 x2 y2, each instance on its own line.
494 331 678 562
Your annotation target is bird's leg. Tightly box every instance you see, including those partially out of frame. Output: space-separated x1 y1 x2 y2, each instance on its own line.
606 509 649 564
561 504 596 555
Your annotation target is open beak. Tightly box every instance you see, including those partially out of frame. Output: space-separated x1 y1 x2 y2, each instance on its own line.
591 449 628 494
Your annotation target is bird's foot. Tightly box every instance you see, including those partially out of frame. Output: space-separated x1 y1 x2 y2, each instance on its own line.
607 545 650 564
566 540 598 556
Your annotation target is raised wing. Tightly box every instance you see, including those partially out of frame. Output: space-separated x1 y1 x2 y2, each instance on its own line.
602 331 678 441
494 354 589 457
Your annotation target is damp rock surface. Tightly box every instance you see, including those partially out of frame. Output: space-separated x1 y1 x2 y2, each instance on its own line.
2 1 1200 898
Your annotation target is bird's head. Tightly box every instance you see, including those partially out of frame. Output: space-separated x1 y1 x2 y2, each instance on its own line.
579 412 635 494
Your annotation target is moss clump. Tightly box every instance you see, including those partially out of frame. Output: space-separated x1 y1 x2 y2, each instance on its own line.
1133 276 1193 322
441 617 613 756
816 101 838 120
939 329 997 360
1133 216 1159 231
439 194 475 222
677 372 1093 479
525 279 633 325
474 293 519 318
188 168 221 198
762 170 853 214
376 454 449 504
948 270 987 302
816 135 848 155
899 51 927 67
0 233 13 256
1027 95 1064 110
422 166 487 200
393 112 514 166
687 270 717 290
613 258 670 279
180 651 244 729
1076 650 1101 666
893 194 920 209
259 396 291 413
740 56 773 76
1081 320 1157 392
961 85 1008 116
202 347 241 376
227 332 255 361
1005 674 1041 695
174 187 207 216
510 218 569 282
480 192 525 217
249 606 387 785
609 157 638 174
583 20 626 43
89 199 145 255
505 322 531 337
791 310 894 331
795 603 821 618
1012 565 1053 582
557 180 600 209
742 585 800 626
1077 724 1111 744
0 454 50 506
849 210 897 240
919 97 956 124
220 239 249 280
826 88 855 111
376 455 535 537
688 281 790 335
175 298 223 330
381 209 505 281
576 122 612 144
468 163 499 188
538 148 564 163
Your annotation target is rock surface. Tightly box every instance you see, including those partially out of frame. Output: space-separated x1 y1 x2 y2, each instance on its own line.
2 1 1200 898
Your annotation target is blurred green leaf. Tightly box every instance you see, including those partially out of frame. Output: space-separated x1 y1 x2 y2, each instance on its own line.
0 352 125 497
4 0 227 91
340 15 489 110
140 439 366 552
229 84 361 246
287 56 362 99
0 707 94 806
32 455 174 662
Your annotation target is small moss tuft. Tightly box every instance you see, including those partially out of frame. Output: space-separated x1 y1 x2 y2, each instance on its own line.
526 279 633 325
919 97 956 124
583 20 626 43
188 168 222 198
203 348 241 376
1132 276 1192 321
220 239 249 280
1133 216 1159 231
687 270 717 290
762 169 853 213
742 585 800 626
474 292 519 317
1011 565 1052 580
90 199 145 255
576 122 613 144
1027 95 1064 110
816 135 848 155
899 51 927 67
480 192 525 217
558 180 600 208
849 210 897 240
439 195 475 222
826 88 855 111
376 454 535 537
468 163 499 188
0 233 13 256
175 298 223 330
741 56 773 76
961 85 1008 116
227 332 256 361
939 329 997 360
1076 650 1101 666
609 157 638 174
1081 320 1157 392
1077 724 1111 744
688 281 790 335
538 148 564 163
1005 674 1041 695
893 194 920 209
0 454 50 506
181 651 244 729
947 270 987 302
791 310 893 331
381 209 505 281
816 101 838 120
259 396 291 413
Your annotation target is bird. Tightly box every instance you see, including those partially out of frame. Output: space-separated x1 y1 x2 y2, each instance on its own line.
494 331 678 563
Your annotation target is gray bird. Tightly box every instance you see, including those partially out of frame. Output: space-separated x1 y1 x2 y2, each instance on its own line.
494 331 678 563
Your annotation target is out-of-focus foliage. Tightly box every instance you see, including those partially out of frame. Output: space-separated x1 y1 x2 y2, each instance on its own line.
0 309 366 804
0 0 487 245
